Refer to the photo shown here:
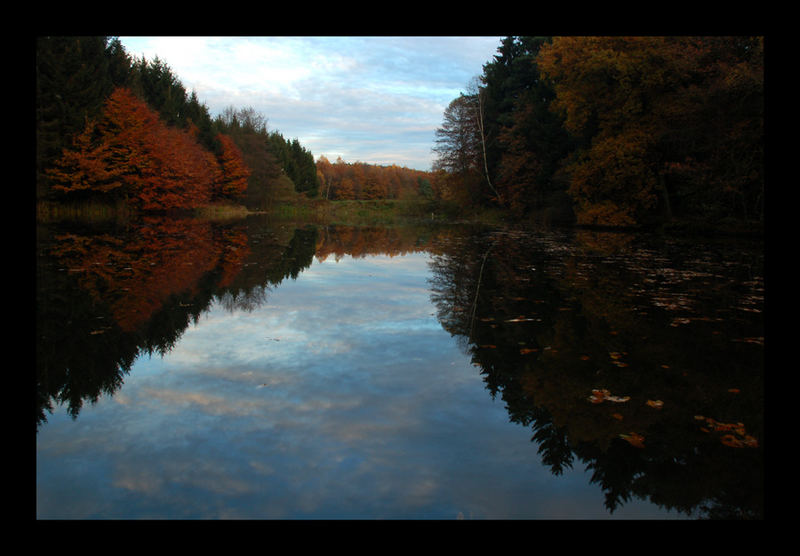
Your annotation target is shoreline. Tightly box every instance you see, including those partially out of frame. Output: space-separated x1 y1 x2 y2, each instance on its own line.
36 197 764 239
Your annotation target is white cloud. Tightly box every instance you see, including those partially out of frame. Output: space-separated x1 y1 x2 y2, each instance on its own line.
118 36 502 170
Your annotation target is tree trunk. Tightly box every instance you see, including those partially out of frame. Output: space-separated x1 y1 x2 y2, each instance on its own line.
476 89 500 203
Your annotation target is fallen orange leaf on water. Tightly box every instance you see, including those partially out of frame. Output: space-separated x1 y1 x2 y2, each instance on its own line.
720 434 759 448
611 413 624 421
620 432 645 448
588 393 605 404
608 352 629 367
520 348 538 354
695 416 759 448
588 389 630 404
646 400 664 409
505 316 537 323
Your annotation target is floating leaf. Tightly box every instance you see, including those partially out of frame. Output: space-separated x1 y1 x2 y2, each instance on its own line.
505 316 539 323
608 352 629 367
479 344 497 349
646 400 664 409
611 413 624 421
620 432 645 448
732 337 764 345
695 416 758 448
720 433 759 448
588 388 630 404
520 348 538 354
588 391 606 404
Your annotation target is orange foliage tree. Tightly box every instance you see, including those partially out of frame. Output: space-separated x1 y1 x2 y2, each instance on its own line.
315 155 434 201
48 217 228 332
537 36 763 226
214 133 250 200
536 37 675 226
48 87 250 211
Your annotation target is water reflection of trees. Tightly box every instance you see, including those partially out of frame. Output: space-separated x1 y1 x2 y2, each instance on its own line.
427 227 764 519
36 219 764 518
36 220 448 431
313 223 441 261
35 216 317 430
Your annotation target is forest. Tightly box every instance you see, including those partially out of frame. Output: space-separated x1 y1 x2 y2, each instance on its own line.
36 36 764 230
36 36 329 213
432 36 764 229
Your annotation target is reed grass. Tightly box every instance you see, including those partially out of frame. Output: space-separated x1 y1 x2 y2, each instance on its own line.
36 199 133 223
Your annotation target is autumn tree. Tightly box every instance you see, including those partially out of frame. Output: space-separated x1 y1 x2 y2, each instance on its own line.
214 133 250 200
36 36 132 198
477 37 575 219
316 155 333 199
212 106 290 209
537 36 764 226
125 55 220 156
656 37 764 222
47 87 221 211
38 39 258 212
314 156 435 201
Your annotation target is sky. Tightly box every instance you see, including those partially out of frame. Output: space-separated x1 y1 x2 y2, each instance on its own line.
118 36 504 171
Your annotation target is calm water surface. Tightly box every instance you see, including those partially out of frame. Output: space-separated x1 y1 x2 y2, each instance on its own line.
36 216 764 519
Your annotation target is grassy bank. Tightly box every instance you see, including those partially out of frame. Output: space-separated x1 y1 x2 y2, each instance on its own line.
265 198 436 226
36 196 517 228
36 199 134 224
36 197 762 239
36 199 251 224
263 197 514 227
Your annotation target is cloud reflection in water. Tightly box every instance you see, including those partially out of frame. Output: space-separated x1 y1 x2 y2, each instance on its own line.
36 252 678 519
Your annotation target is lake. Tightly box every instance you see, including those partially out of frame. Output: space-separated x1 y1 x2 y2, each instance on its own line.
35 215 764 519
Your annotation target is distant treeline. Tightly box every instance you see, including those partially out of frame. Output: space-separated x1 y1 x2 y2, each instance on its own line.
316 156 433 201
431 36 764 228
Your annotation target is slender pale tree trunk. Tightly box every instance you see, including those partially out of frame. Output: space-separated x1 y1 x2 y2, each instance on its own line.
469 241 495 341
475 88 500 203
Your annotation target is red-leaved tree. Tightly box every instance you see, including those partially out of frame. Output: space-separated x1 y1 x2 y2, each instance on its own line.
48 87 245 211
214 133 250 200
